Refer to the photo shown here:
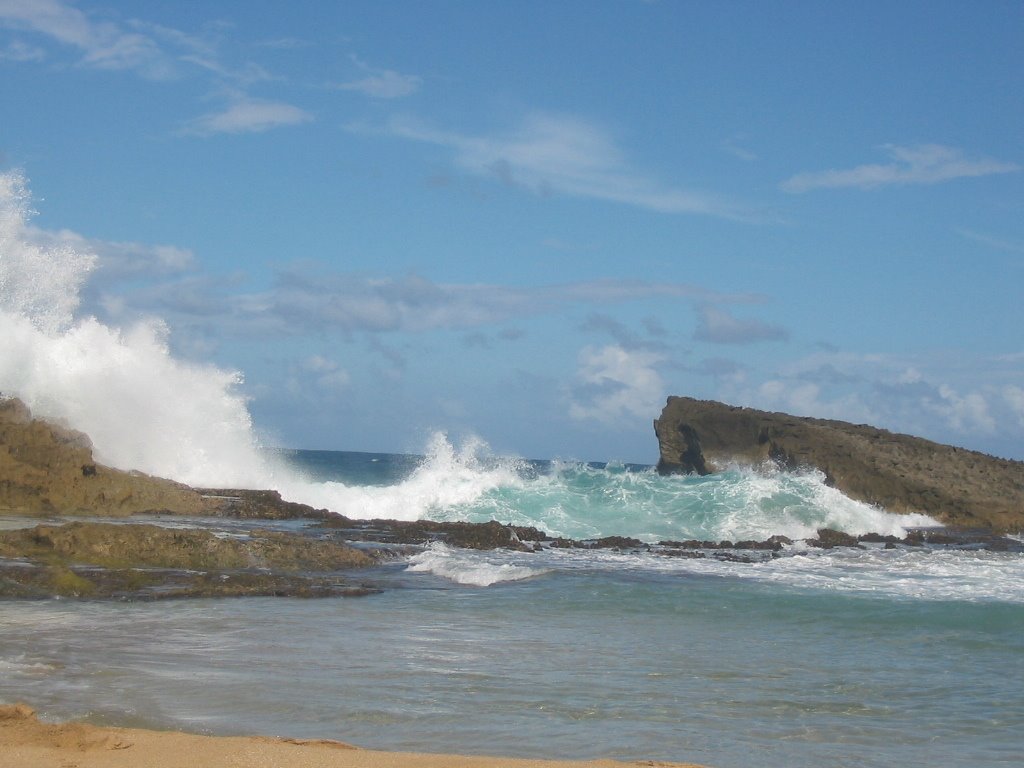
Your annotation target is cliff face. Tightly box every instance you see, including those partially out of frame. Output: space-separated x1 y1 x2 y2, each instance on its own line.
0 397 207 516
655 396 1024 532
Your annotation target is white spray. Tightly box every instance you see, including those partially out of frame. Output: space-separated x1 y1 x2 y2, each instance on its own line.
0 171 271 488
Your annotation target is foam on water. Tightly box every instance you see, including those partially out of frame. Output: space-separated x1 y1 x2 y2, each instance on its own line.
406 542 547 586
361 456 939 543
272 432 527 520
403 542 1024 603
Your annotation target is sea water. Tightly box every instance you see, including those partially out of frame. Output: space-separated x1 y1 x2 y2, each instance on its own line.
1 450 1023 768
2 171 1024 767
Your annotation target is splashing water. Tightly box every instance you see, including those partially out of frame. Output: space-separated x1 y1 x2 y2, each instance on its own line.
275 432 527 521
0 171 938 540
0 171 272 487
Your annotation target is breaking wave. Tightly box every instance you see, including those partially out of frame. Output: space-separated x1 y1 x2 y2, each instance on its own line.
0 171 937 541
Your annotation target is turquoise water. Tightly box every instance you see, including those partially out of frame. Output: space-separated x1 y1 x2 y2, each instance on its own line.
2 449 1023 768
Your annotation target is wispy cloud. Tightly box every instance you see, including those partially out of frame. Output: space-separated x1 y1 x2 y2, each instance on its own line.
95 262 766 340
0 0 176 78
693 305 788 345
0 1 300 132
568 345 666 425
0 38 44 61
781 144 1020 193
334 54 421 99
381 113 759 220
721 134 757 162
726 351 1018 449
955 228 1024 255
181 95 312 136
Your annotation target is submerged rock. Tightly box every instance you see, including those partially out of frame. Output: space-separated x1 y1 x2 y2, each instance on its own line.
654 396 1024 533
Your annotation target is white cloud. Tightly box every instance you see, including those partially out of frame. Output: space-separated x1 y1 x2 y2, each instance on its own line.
336 55 420 99
0 38 44 61
303 355 350 391
383 113 757 220
781 144 1020 193
754 379 874 424
726 351 1017 451
930 385 996 434
0 0 175 78
569 345 665 425
1005 386 1024 427
27 226 194 278
182 96 313 136
693 305 788 344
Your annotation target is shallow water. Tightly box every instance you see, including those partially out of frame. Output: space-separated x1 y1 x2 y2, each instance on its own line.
2 569 1022 768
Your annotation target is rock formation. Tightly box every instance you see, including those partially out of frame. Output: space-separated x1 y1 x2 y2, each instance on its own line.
654 396 1024 532
0 397 208 516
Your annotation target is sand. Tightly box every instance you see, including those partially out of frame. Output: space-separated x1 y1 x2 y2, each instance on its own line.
0 703 706 768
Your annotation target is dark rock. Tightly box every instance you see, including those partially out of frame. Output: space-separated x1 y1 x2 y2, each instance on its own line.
582 536 645 550
0 521 374 571
195 489 335 520
659 549 706 559
0 521 379 600
807 528 862 549
858 532 903 544
0 562 380 600
657 539 714 549
654 396 1024 532
713 552 754 563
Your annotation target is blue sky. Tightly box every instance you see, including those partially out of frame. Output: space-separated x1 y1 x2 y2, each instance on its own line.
2 0 1022 462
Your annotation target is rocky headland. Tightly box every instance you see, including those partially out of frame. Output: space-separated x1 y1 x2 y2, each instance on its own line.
654 396 1024 533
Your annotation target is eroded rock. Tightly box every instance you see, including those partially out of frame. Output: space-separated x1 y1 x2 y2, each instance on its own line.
654 396 1024 532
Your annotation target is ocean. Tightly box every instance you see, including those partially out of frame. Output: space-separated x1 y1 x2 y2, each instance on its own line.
2 170 1023 767
2 448 1023 768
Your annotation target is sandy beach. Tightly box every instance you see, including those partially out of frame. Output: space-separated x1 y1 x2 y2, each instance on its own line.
0 704 706 768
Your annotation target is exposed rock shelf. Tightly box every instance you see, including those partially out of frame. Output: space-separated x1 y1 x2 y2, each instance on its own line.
654 396 1024 532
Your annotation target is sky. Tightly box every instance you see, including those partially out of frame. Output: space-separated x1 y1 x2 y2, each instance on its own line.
1 0 1022 463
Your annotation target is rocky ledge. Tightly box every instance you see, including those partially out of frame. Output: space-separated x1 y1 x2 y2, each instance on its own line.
654 396 1024 533
0 521 379 600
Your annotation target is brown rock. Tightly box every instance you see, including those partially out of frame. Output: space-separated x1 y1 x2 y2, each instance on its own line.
654 396 1024 532
0 521 374 571
0 397 207 516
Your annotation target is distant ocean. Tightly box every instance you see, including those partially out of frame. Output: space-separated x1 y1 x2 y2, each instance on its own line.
2 171 1023 768
2 448 1023 768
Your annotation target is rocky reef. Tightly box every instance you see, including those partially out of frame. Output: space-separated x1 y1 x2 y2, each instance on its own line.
654 396 1024 532
0 521 379 600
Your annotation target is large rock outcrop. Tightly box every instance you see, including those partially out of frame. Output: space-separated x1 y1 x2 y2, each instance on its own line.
0 398 208 516
654 396 1024 532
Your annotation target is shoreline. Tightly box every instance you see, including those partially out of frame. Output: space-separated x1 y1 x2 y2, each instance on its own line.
0 703 707 768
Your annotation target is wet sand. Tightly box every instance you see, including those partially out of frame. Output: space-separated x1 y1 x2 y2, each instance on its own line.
0 703 706 768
